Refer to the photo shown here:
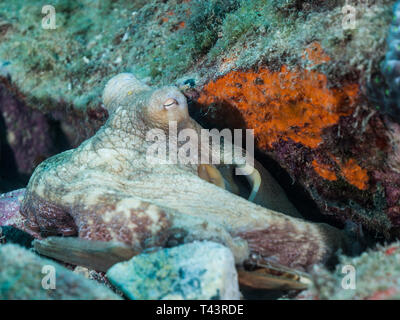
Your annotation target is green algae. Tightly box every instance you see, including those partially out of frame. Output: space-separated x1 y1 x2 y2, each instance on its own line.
0 0 396 112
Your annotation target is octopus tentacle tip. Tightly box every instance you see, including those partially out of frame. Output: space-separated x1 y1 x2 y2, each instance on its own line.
236 164 262 202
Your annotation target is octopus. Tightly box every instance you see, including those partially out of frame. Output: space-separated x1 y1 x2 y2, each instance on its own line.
20 73 349 271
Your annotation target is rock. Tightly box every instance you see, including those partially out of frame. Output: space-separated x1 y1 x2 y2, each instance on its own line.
296 242 400 300
107 241 241 300
0 244 121 300
0 188 40 239
0 188 24 225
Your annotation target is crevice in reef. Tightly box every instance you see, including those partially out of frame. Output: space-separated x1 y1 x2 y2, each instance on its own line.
0 76 108 192
253 149 342 226
0 111 27 192
47 118 73 155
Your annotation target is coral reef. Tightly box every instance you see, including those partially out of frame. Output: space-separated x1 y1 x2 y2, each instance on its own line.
190 1 400 238
0 0 393 112
1 0 400 300
370 0 400 121
0 0 397 237
194 63 398 236
197 66 359 151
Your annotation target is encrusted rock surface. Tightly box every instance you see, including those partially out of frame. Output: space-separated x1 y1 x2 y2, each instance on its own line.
107 241 241 300
0 244 121 300
0 188 40 239
296 241 400 300
0 77 105 190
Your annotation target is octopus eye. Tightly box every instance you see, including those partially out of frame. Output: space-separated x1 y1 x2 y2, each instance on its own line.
163 98 179 109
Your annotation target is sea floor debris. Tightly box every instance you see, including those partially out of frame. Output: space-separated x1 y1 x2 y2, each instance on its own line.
296 241 400 300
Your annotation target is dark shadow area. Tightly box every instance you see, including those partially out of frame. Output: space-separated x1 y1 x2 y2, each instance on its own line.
240 286 292 300
0 81 74 193
0 115 73 194
189 100 248 132
47 116 73 154
0 111 27 192
254 148 344 228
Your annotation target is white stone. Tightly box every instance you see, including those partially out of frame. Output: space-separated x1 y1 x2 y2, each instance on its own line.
107 241 241 300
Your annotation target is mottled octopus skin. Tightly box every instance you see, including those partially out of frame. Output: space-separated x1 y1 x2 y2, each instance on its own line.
21 73 348 270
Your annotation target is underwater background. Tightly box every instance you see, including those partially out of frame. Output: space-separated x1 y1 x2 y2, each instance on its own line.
1 0 400 300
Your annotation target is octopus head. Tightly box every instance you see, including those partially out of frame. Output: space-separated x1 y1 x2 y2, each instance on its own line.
102 73 150 113
103 73 189 130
